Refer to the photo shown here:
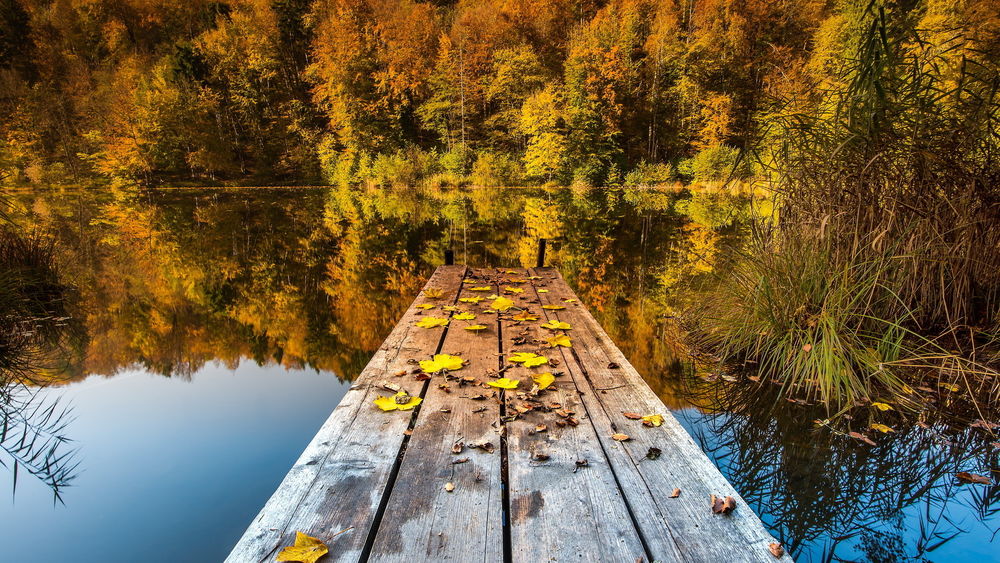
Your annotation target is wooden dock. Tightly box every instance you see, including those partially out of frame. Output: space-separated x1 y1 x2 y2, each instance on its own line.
226 266 788 562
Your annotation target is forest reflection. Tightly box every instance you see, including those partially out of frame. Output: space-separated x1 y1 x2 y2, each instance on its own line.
11 185 743 399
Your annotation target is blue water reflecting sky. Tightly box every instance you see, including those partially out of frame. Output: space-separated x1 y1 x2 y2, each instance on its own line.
0 361 348 562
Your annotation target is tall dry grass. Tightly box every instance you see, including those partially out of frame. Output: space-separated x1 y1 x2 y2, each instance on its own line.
696 4 1000 409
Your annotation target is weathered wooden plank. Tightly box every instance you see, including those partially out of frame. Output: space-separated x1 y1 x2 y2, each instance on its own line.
528 267 788 562
499 269 651 562
225 266 467 563
368 268 503 561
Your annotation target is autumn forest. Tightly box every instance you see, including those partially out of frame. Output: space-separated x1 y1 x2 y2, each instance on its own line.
0 0 991 188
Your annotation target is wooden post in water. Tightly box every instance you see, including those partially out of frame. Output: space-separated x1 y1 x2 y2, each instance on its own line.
536 238 546 268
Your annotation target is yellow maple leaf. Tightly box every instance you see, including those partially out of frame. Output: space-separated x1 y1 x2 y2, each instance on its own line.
423 288 444 299
419 354 465 373
469 286 492 291
537 289 549 293
416 304 435 310
642 414 665 427
459 296 484 303
563 298 577 303
870 423 895 433
512 311 539 321
532 373 555 390
540 320 571 331
277 532 328 563
374 391 422 411
453 312 476 320
415 316 449 328
545 334 572 348
509 352 548 368
443 305 458 311
465 324 489 331
504 286 524 294
487 378 520 389
542 305 565 310
491 297 514 312
870 402 893 411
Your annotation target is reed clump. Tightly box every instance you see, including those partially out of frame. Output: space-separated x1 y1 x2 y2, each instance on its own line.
695 4 1000 408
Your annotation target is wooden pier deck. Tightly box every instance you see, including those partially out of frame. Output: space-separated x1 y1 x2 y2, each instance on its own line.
226 266 788 562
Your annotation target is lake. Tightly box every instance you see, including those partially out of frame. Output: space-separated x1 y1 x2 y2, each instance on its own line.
2 186 997 562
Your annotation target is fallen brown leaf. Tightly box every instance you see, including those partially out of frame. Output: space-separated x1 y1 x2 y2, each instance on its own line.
470 441 495 454
612 433 630 442
769 542 784 558
669 488 680 498
623 412 643 420
444 482 455 492
848 431 876 446
956 472 991 484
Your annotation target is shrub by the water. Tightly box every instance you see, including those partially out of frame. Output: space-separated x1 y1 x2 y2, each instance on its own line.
696 5 1000 407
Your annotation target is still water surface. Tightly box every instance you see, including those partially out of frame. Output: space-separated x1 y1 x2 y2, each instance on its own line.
1 187 996 562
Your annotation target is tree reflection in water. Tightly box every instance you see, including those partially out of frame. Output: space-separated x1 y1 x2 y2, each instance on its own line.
678 376 1000 561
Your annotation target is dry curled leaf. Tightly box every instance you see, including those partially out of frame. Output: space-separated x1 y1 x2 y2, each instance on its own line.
848 431 876 446
611 433 630 442
669 488 681 498
956 472 991 484
623 412 643 420
444 482 455 492
276 532 328 563
646 447 662 460
710 494 737 514
769 542 785 558
469 441 495 454
452 457 469 465
452 442 464 454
